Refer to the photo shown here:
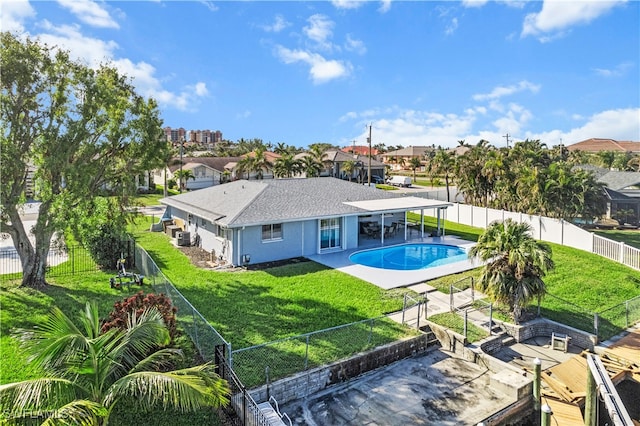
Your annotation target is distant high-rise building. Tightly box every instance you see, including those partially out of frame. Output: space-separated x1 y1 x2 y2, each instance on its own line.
163 127 223 149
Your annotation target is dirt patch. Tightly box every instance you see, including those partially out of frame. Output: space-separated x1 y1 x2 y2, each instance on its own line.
178 246 309 271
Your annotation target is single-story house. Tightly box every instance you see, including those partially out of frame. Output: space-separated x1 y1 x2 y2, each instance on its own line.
380 146 435 171
154 157 242 190
598 170 640 224
322 150 386 182
159 177 451 266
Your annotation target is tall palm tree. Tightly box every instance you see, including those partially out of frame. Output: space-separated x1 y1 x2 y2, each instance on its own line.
431 148 455 202
0 303 229 425
408 157 422 183
469 219 554 323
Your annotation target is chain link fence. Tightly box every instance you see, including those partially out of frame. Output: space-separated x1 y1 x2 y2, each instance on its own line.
537 293 640 341
230 316 415 389
134 245 231 361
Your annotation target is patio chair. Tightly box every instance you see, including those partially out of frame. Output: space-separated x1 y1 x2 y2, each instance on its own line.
384 224 396 238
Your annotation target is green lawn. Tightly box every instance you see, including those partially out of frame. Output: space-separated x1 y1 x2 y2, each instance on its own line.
132 216 412 349
593 229 640 249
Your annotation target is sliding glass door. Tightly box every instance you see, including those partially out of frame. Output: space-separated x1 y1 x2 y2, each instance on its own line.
320 218 341 250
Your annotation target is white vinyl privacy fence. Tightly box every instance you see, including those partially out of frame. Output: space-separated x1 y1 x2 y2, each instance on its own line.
434 202 639 271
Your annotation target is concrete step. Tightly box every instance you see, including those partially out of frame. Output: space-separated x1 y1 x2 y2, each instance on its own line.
501 336 516 347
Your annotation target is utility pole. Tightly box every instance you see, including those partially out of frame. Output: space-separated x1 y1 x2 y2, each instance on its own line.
179 137 184 193
503 133 511 148
367 124 372 185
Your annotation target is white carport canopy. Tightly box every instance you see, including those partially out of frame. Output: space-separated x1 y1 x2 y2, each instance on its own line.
344 196 452 241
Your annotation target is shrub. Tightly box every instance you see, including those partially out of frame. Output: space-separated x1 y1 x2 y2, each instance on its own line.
102 291 178 341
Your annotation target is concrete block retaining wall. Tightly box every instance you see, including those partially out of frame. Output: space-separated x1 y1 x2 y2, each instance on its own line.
250 334 432 405
495 317 597 352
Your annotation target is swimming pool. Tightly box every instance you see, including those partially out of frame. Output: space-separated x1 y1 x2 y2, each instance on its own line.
349 243 468 271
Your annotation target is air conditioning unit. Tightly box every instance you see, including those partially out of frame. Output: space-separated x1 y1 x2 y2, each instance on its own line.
176 231 191 246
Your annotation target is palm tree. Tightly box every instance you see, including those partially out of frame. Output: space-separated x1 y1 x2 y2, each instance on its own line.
408 157 422 183
469 219 554 323
341 160 355 181
273 152 301 178
173 169 195 192
0 302 229 425
431 148 455 202
299 153 323 177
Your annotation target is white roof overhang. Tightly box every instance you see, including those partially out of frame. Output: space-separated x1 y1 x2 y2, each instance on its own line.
343 196 451 213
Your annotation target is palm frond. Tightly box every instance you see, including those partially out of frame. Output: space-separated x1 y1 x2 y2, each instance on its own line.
103 365 229 412
130 347 184 373
0 377 84 418
40 399 107 426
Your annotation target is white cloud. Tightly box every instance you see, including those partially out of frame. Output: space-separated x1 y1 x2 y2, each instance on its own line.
462 0 488 7
32 22 207 111
344 34 366 55
57 0 119 29
593 62 634 78
331 0 365 10
262 14 290 33
236 110 252 119
304 14 335 50
473 80 541 102
542 108 640 145
445 17 458 35
198 1 218 12
0 0 36 33
522 0 625 40
378 0 392 13
275 46 352 84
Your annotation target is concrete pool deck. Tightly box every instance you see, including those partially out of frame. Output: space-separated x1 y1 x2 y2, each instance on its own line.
307 236 479 290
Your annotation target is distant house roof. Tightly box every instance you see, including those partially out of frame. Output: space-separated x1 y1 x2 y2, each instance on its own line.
596 171 640 191
381 146 433 157
567 138 640 153
242 151 282 162
168 157 242 173
160 177 418 228
324 150 385 167
341 145 380 156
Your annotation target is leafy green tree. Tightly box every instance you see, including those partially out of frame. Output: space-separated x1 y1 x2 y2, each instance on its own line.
0 302 229 425
1 32 168 288
469 219 554 323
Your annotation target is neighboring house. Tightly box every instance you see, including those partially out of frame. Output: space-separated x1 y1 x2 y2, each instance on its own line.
340 145 380 157
598 170 640 224
578 165 640 224
567 138 640 153
159 178 451 266
323 150 386 182
381 146 434 171
154 157 242 190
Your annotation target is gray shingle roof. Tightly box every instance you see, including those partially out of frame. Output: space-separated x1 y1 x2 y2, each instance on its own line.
597 171 640 191
160 177 402 228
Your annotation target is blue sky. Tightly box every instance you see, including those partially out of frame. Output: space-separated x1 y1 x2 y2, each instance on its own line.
2 0 639 149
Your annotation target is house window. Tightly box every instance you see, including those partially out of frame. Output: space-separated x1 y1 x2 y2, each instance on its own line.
320 218 341 250
262 223 282 241
200 218 207 229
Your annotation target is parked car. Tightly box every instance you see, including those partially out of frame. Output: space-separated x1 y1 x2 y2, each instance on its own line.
388 176 412 187
371 175 385 184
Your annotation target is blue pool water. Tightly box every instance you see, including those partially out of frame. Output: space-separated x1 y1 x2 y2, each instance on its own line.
349 244 468 271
